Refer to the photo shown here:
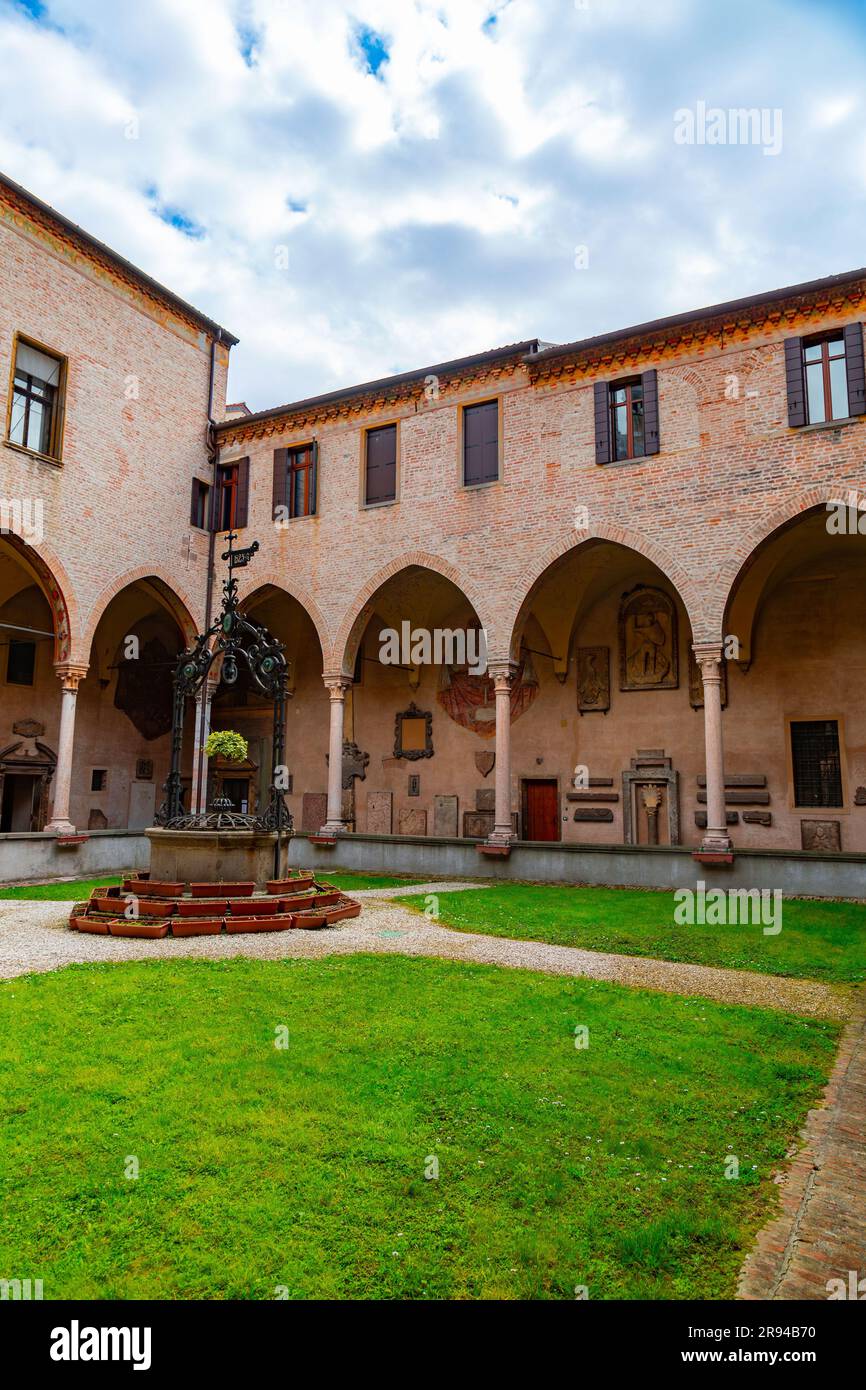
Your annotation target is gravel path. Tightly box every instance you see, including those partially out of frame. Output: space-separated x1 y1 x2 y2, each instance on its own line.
0 895 854 1018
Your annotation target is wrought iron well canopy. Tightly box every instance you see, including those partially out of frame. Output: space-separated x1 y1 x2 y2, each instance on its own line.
155 533 293 833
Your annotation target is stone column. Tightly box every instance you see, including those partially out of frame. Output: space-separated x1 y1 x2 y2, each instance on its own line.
321 676 351 834
487 662 517 845
191 677 218 814
694 643 731 853
45 663 88 834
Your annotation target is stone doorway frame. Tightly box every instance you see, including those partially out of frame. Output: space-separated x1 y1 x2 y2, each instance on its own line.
622 754 680 846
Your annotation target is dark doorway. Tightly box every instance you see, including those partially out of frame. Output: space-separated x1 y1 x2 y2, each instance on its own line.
522 779 559 841
0 774 41 832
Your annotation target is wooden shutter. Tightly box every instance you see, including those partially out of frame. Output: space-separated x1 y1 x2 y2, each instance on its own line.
272 448 288 519
365 425 397 504
641 369 660 455
464 400 499 484
784 337 807 427
309 441 318 516
235 457 250 528
189 477 203 528
843 322 866 416
594 381 610 464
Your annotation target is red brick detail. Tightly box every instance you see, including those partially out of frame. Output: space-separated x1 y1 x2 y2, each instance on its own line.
81 568 202 657
737 994 866 1300
332 550 496 673
0 528 77 663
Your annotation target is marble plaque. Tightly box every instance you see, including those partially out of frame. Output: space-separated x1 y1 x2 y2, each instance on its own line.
463 810 494 839
398 807 427 836
800 819 841 852
476 788 495 812
433 795 458 837
577 646 610 713
301 792 328 833
367 791 393 835
619 585 678 690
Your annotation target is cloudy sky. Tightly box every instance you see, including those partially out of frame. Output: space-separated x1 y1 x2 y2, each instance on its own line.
1 0 864 410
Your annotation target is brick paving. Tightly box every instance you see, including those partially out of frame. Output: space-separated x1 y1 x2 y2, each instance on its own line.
738 992 866 1300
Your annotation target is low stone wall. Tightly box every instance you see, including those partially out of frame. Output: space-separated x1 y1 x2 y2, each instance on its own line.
2 829 864 900
0 831 148 884
289 832 866 901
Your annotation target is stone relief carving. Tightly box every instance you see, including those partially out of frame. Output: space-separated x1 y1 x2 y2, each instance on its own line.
576 646 610 714
619 586 678 691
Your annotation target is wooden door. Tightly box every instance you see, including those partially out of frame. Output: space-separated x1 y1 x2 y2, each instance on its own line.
523 779 559 841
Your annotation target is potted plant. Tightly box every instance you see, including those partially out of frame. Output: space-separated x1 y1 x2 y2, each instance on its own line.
204 729 249 813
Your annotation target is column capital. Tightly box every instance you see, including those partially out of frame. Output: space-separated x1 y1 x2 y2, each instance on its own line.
323 674 352 698
488 660 519 692
692 642 723 677
54 662 89 693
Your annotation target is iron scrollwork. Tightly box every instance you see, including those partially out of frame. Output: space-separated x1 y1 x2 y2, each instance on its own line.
155 533 293 834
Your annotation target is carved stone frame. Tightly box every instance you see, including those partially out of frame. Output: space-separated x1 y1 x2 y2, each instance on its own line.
619 584 679 691
394 702 433 761
621 767 680 845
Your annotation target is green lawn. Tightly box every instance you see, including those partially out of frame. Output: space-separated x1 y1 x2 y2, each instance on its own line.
397 884 866 983
0 870 418 899
0 955 839 1300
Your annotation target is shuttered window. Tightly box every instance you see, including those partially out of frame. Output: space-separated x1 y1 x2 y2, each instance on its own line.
365 424 397 504
791 719 843 807
214 457 249 530
595 370 659 463
189 477 210 529
463 400 499 485
785 325 866 426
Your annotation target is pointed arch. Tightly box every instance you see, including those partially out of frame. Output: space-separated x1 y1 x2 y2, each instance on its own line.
0 529 77 663
332 551 494 675
505 522 703 662
82 568 200 657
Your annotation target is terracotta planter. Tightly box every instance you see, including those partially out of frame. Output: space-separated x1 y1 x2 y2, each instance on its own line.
122 874 150 888
175 898 228 917
108 920 169 939
265 875 315 895
291 896 362 929
226 896 282 916
92 895 125 914
70 916 109 934
125 880 183 898
171 918 224 937
225 915 294 933
134 899 177 918
191 881 255 898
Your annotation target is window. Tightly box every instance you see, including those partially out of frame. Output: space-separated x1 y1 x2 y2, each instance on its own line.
463 400 499 485
803 335 849 424
609 378 644 461
214 458 249 531
365 424 397 505
190 477 210 529
6 638 36 686
272 443 317 520
594 370 659 463
791 720 843 807
90 769 108 792
8 337 65 459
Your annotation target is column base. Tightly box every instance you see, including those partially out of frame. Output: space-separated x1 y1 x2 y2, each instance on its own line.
318 821 348 837
700 830 733 853
46 819 76 836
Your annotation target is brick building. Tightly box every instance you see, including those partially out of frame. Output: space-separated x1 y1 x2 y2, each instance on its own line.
2 171 865 876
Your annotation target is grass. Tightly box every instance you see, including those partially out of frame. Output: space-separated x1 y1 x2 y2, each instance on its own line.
397 884 866 983
0 954 839 1300
0 876 124 901
0 870 419 899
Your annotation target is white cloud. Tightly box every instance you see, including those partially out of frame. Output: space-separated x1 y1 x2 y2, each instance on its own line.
0 0 864 408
